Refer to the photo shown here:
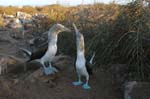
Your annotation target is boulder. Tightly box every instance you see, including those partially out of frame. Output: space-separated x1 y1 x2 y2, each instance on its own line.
0 31 17 43
124 81 150 99
108 64 129 84
0 55 24 75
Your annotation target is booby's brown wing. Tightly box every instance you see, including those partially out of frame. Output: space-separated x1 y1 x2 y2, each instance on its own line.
86 62 93 75
27 46 48 62
86 53 95 75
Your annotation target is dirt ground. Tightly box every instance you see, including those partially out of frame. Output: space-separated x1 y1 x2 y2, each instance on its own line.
0 30 123 99
0 69 123 99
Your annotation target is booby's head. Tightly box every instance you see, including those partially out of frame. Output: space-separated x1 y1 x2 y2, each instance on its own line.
49 23 70 35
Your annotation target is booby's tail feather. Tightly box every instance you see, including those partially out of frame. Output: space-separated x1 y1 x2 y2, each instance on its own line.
19 47 32 57
86 52 96 75
89 52 96 65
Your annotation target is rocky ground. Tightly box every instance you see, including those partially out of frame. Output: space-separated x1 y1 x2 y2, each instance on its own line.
0 67 123 99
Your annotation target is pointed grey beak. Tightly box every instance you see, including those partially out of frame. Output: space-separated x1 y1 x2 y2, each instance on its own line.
63 27 71 32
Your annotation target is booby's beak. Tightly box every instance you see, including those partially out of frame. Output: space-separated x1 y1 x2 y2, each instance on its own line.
63 27 71 32
53 23 71 33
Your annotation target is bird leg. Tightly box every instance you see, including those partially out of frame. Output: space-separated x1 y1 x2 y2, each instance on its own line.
72 74 83 86
82 75 91 89
41 61 54 75
49 62 58 73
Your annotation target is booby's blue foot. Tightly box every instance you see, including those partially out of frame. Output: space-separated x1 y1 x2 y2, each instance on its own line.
43 67 54 75
51 67 58 72
82 83 91 90
72 81 83 86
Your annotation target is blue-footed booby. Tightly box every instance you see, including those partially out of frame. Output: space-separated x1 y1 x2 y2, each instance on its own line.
21 24 70 75
72 23 95 90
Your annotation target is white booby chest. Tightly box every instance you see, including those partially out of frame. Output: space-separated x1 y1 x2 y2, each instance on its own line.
41 34 58 62
76 51 87 75
41 44 57 62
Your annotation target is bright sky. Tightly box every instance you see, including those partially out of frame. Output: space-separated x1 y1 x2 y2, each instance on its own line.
0 0 129 6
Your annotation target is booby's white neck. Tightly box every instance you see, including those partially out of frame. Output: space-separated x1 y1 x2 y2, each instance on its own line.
76 35 85 60
77 51 85 58
76 35 85 55
48 31 58 46
73 23 85 54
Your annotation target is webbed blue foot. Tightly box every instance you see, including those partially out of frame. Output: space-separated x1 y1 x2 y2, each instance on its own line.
72 81 83 86
51 67 58 72
43 66 55 75
82 83 91 90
